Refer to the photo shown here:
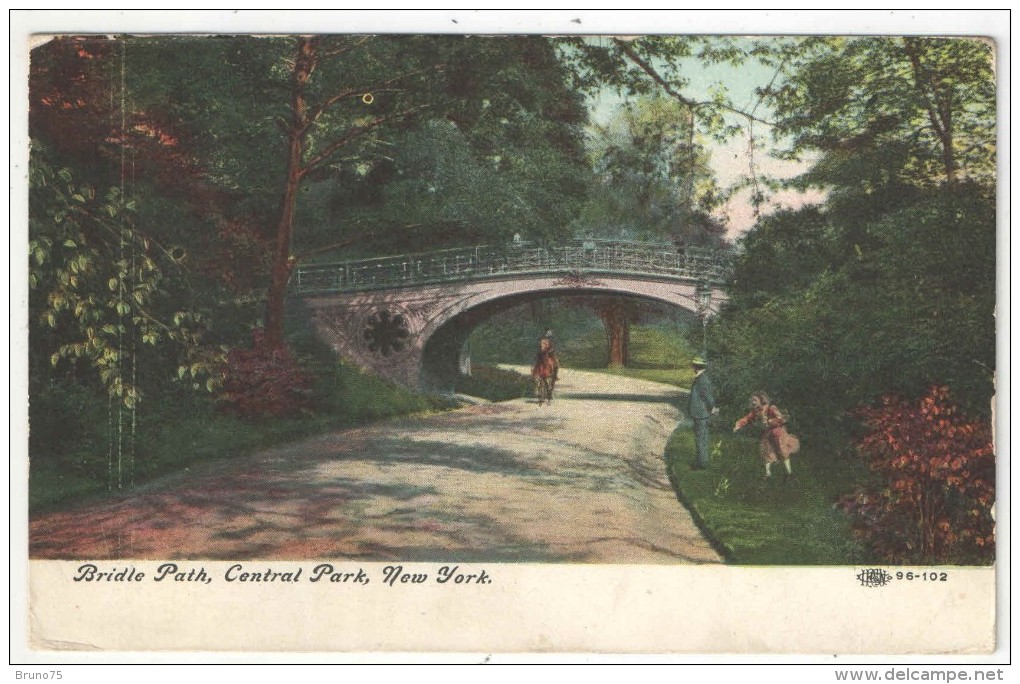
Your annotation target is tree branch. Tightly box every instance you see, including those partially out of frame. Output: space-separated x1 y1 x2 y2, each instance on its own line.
299 103 433 176
612 39 778 126
904 39 948 142
73 206 185 267
319 35 373 59
304 64 446 130
903 38 956 185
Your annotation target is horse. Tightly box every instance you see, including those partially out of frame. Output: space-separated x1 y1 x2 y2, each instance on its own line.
531 342 559 405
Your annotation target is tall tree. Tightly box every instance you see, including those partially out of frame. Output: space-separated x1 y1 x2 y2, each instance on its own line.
759 36 995 194
580 95 726 245
238 35 593 349
261 36 451 348
555 38 752 367
558 35 774 212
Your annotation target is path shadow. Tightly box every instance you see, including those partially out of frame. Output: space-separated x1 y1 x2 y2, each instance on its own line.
324 438 551 479
557 392 680 405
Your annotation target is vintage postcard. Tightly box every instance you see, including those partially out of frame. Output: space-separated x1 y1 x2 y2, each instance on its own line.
12 11 1008 662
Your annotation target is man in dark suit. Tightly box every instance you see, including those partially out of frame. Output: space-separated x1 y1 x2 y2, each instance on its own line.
688 357 719 469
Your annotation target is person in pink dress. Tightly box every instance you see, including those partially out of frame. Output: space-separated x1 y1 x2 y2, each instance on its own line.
733 391 800 482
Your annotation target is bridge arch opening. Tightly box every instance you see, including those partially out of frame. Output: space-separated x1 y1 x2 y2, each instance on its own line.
420 288 703 389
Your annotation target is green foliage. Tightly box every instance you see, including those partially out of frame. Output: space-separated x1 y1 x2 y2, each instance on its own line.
714 185 995 451
322 118 587 254
578 95 727 245
712 35 997 460
28 151 212 409
760 36 995 191
29 381 108 476
294 36 594 257
727 206 837 309
665 427 866 564
126 36 289 212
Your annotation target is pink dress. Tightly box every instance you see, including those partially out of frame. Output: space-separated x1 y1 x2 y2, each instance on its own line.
735 404 800 464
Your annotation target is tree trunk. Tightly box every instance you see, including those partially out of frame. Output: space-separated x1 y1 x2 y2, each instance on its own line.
265 38 314 350
264 158 300 350
904 38 957 190
598 300 630 368
939 106 956 189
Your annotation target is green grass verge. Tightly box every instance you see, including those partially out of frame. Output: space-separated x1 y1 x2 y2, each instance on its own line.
664 427 868 565
455 364 532 402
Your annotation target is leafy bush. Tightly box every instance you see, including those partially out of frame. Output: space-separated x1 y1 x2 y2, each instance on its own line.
216 328 313 419
839 386 995 564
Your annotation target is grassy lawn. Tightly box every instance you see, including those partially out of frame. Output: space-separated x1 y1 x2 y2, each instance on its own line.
554 324 698 387
664 427 868 565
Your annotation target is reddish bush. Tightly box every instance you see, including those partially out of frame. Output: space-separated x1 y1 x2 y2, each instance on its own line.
840 386 995 564
217 329 313 419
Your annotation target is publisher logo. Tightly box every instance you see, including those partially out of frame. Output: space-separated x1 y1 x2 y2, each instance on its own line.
856 568 892 588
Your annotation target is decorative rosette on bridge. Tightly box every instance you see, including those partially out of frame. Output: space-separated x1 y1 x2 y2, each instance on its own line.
362 308 411 356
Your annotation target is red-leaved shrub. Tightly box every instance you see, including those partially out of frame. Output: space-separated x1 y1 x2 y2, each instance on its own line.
840 386 995 564
217 328 313 419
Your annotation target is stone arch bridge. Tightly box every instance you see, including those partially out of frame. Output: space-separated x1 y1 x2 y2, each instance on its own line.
293 240 730 389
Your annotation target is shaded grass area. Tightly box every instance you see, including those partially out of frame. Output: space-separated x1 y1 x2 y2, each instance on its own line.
30 332 455 513
468 301 699 388
562 325 697 388
563 324 696 375
467 315 699 406
455 364 532 402
664 427 869 565
472 322 697 387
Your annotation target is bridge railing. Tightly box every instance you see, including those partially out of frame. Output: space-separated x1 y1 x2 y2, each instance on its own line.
292 240 731 294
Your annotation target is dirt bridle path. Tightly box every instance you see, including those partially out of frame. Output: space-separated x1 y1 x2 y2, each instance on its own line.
30 368 721 564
